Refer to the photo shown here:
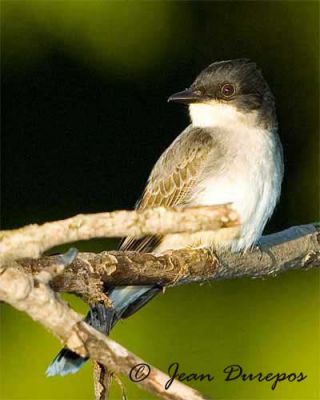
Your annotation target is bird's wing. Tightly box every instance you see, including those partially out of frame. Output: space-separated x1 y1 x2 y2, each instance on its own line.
120 126 216 252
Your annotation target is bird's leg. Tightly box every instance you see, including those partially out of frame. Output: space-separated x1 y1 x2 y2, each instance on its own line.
250 241 276 266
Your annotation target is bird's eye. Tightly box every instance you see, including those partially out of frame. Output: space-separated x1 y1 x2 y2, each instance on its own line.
221 83 235 98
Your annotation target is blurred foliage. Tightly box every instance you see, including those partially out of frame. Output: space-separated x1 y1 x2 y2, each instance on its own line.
2 1 191 74
1 1 319 399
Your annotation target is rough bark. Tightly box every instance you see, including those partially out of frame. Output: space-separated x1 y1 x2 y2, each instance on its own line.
0 262 207 400
15 225 320 304
0 205 238 264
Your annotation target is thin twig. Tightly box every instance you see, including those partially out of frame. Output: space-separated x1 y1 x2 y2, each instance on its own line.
93 361 113 400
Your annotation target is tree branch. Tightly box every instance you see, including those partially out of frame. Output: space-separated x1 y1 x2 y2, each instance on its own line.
16 224 320 302
1 204 318 400
0 205 238 264
0 261 207 400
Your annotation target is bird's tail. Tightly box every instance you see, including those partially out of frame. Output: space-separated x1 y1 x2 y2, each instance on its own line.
46 303 115 377
46 285 160 377
46 348 88 377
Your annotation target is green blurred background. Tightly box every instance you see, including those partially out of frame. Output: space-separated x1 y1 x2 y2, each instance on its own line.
1 1 319 399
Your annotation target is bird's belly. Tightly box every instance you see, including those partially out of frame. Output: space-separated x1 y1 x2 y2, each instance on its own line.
156 174 259 254
192 177 252 250
195 173 255 221
190 161 277 251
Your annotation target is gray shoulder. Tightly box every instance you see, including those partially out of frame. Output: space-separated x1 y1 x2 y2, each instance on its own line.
149 125 222 181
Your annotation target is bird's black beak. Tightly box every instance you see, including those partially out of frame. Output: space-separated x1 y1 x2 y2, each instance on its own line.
168 88 203 104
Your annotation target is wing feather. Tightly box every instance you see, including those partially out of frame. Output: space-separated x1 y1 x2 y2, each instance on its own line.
120 126 214 252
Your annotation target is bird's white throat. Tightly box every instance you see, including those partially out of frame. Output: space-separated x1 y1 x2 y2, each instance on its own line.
189 102 258 128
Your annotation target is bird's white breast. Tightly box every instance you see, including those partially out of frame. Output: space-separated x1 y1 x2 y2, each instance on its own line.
189 102 282 251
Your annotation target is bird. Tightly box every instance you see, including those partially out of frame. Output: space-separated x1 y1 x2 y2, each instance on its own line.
46 58 283 376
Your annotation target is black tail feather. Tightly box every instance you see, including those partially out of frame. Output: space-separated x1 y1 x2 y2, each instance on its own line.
46 304 115 377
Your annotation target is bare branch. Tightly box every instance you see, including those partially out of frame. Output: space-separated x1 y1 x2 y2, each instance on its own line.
0 205 238 264
0 262 208 400
1 204 318 400
16 225 320 301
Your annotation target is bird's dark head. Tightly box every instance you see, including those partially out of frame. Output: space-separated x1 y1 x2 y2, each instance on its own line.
168 59 276 129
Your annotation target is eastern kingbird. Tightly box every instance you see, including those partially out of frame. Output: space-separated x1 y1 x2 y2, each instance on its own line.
47 59 283 376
